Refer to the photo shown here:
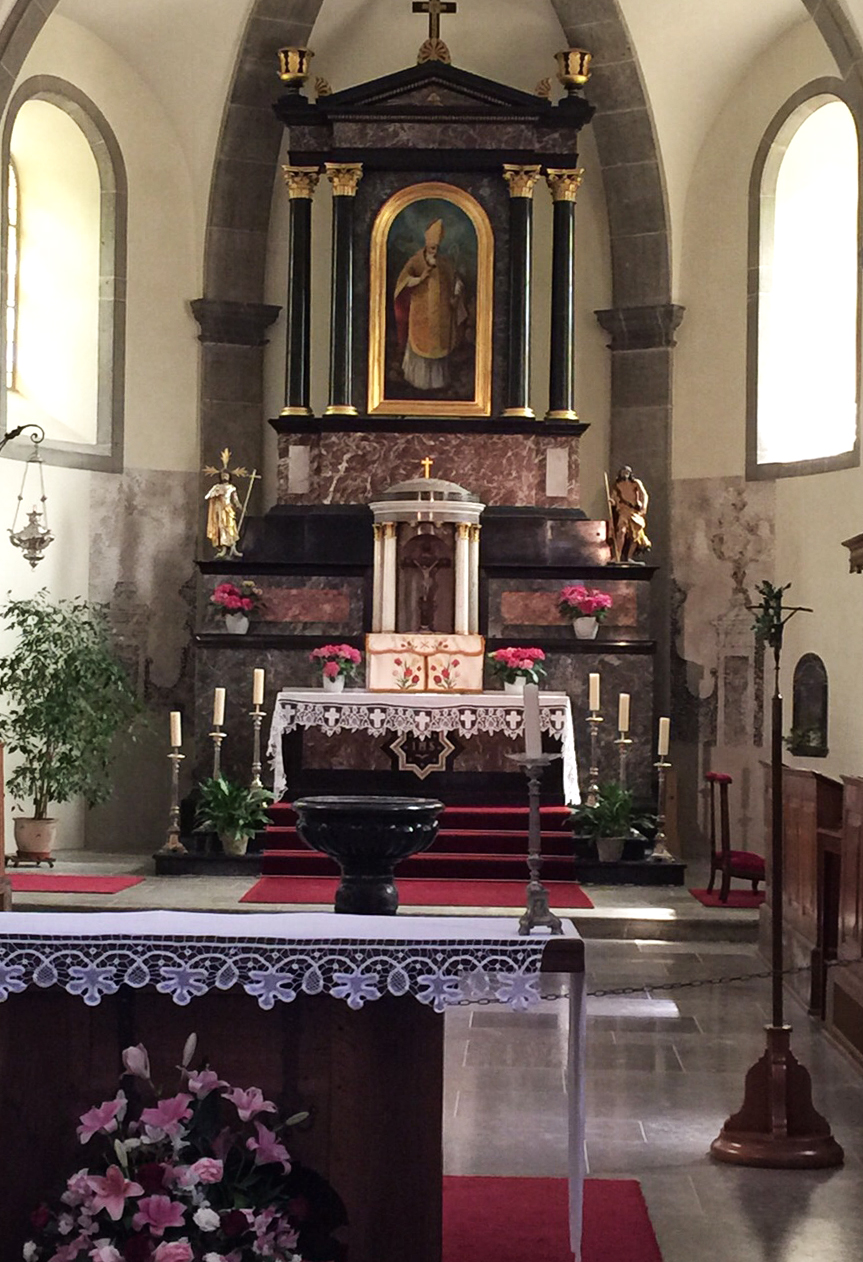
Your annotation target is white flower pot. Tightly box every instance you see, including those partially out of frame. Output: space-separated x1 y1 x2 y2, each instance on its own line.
13 817 57 862
224 612 249 635
573 617 599 640
595 835 626 863
220 833 250 856
504 678 526 694
322 674 345 693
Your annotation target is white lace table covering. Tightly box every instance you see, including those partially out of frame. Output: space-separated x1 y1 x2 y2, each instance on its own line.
267 688 580 804
0 910 564 1013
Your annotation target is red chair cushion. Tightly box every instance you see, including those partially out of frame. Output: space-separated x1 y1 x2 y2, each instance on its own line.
713 849 765 876
705 772 733 784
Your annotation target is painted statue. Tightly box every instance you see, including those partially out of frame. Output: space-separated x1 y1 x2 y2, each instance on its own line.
609 465 651 563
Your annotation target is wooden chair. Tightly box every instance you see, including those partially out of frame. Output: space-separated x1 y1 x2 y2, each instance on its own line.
705 771 765 902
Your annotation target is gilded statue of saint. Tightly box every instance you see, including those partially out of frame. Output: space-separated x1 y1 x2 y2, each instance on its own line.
205 470 243 559
394 218 467 391
609 465 651 563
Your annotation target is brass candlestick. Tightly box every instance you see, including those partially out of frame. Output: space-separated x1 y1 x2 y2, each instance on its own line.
249 706 265 788
210 726 225 778
615 734 633 789
160 747 187 855
586 711 603 806
507 752 563 935
651 758 674 861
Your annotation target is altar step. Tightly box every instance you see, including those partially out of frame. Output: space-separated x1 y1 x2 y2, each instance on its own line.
267 802 572 831
264 827 574 857
261 844 576 882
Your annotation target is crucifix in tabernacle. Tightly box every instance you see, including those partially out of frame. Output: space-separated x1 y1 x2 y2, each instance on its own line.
412 0 457 42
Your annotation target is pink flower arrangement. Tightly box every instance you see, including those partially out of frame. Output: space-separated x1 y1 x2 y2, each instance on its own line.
487 646 547 685
210 580 264 615
558 584 613 622
309 642 362 682
24 1039 345 1262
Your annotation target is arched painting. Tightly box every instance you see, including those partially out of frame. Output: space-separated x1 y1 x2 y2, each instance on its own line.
790 652 828 757
368 181 493 416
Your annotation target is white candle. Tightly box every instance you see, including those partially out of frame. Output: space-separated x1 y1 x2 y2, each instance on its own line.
589 673 600 713
253 668 265 707
523 683 542 759
213 687 226 727
618 693 630 733
169 710 182 748
658 716 670 757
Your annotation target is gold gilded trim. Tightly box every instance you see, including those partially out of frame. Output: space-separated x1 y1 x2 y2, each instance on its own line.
555 48 592 91
324 405 359 416
283 165 321 199
502 406 536 418
325 163 363 197
502 164 542 199
278 46 314 85
545 168 584 203
545 408 580 421
368 181 494 417
280 405 314 417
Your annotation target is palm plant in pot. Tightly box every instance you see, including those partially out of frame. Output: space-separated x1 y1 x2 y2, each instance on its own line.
0 592 141 862
570 783 654 863
195 773 274 855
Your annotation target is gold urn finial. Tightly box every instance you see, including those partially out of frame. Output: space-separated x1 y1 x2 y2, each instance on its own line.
278 46 314 93
555 48 591 94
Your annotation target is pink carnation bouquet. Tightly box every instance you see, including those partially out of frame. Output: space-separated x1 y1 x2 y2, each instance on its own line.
210 581 264 616
309 643 362 683
557 585 613 623
486 646 546 685
24 1036 345 1262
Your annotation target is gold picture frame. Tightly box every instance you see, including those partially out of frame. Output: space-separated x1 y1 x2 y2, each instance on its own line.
368 181 494 417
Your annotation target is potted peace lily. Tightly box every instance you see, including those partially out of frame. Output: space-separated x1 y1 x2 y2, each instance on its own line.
558 585 613 640
486 647 546 694
0 593 140 862
194 774 274 856
570 783 654 863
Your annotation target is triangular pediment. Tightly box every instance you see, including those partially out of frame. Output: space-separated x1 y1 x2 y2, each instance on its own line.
318 61 551 115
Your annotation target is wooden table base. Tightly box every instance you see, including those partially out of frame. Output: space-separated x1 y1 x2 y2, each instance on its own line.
710 1025 844 1168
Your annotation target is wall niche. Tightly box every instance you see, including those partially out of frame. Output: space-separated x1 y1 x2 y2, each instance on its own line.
790 653 828 757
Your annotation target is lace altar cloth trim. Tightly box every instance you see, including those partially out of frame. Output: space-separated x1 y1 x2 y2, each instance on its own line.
267 689 579 803
0 932 548 1013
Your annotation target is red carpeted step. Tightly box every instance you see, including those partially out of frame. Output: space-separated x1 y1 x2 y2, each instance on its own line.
266 802 571 832
242 876 593 910
263 825 573 856
261 848 576 880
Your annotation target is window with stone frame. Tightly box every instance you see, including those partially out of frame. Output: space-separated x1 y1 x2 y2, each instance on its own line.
748 89 860 479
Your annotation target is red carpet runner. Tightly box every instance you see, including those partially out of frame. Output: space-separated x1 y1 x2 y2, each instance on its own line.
443 1176 662 1262
8 874 144 894
689 887 765 909
242 875 593 908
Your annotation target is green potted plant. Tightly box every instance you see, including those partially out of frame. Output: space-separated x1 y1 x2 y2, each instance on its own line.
570 783 654 863
195 774 274 855
0 592 141 861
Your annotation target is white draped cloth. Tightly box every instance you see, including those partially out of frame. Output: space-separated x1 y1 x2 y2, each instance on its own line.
267 688 580 805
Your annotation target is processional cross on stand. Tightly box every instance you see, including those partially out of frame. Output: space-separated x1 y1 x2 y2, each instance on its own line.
412 0 457 42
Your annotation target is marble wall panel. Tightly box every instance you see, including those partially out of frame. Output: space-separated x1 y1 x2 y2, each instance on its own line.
488 576 648 640
276 430 582 507
200 574 365 637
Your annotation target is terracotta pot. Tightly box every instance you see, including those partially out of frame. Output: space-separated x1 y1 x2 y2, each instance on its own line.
322 674 345 693
13 817 58 862
224 612 249 635
573 617 599 640
504 677 526 694
220 833 250 856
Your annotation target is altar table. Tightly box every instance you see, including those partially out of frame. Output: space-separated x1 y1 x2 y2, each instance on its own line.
267 688 580 804
0 911 585 1262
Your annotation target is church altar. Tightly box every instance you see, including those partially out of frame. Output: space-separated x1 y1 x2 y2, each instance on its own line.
0 911 585 1261
267 687 580 804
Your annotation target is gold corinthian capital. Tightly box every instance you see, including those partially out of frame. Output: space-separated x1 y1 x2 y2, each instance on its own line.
282 165 321 199
502 164 542 198
545 168 585 203
325 163 364 197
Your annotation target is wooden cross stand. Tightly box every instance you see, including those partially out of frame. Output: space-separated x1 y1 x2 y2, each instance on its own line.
412 0 457 41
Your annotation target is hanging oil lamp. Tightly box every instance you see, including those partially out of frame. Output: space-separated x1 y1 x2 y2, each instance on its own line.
7 425 53 567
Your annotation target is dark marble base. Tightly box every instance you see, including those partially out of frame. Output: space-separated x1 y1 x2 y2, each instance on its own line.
154 849 262 877
572 859 686 886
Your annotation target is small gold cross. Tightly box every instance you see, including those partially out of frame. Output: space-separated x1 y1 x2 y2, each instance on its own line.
421 456 434 479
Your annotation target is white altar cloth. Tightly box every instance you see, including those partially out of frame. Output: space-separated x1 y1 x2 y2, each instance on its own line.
0 910 585 1256
267 688 580 804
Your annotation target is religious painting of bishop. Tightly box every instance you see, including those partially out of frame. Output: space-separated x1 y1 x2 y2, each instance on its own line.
368 181 493 416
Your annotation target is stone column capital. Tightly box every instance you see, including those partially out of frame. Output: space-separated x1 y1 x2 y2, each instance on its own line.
545 168 584 202
189 299 281 347
595 304 686 350
325 163 364 196
502 164 542 198
283 165 321 199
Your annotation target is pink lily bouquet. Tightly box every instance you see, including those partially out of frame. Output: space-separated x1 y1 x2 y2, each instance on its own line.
557 584 613 623
210 581 264 615
486 646 547 685
309 643 361 683
24 1037 344 1262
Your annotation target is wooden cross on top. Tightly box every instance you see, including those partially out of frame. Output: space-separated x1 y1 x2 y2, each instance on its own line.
412 0 457 42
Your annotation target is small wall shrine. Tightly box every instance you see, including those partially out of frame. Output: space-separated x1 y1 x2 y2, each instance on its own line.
193 21 659 808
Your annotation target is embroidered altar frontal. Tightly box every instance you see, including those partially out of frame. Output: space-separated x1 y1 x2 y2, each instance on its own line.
367 632 485 692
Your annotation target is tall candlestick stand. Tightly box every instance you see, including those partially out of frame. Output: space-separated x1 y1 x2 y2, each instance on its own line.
585 711 603 806
210 726 225 779
650 758 675 861
507 751 563 935
249 706 265 788
615 734 633 789
159 746 187 855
